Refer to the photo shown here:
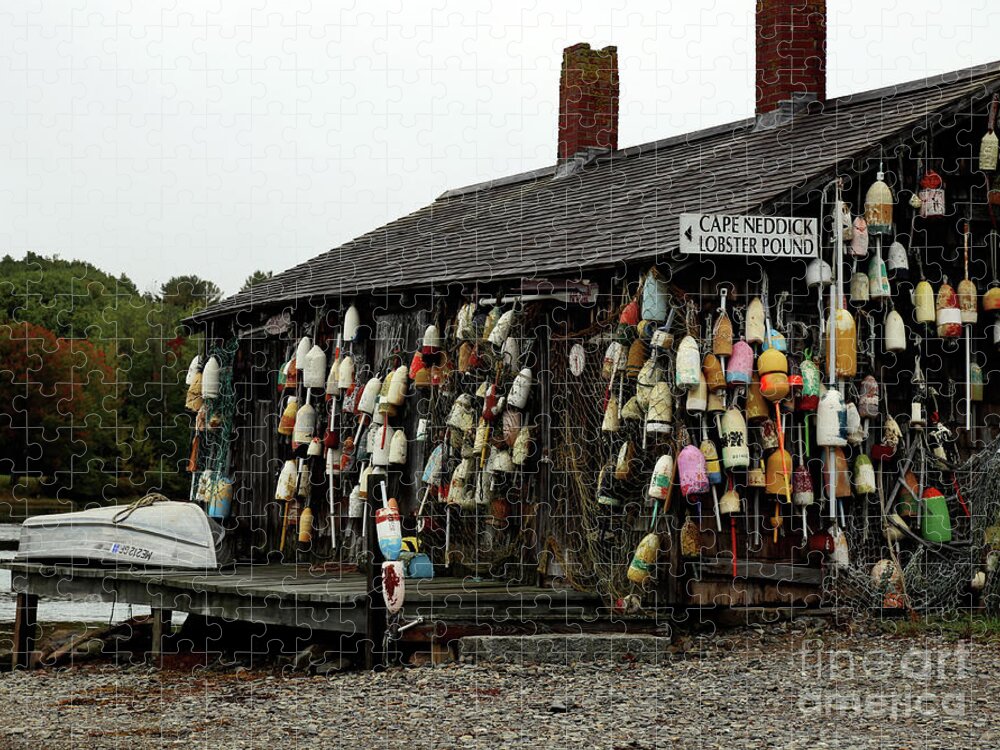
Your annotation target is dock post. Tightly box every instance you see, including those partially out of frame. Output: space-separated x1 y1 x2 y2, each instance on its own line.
150 608 172 667
12 592 38 670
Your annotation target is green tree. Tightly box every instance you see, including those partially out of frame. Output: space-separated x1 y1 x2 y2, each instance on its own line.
159 275 222 311
241 269 273 292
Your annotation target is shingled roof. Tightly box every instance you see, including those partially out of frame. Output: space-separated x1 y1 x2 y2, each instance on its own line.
191 61 1000 323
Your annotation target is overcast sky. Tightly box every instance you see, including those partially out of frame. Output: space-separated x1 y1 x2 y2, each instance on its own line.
2 0 998 296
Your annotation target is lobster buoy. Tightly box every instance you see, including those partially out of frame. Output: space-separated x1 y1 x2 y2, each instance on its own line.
981 94 999 171
618 299 640 327
858 376 879 419
626 340 648 379
798 360 821 411
648 455 674 505
627 533 660 585
913 279 935 324
278 396 298 436
343 305 361 343
871 559 904 606
275 460 298 501
601 394 621 433
455 303 476 340
713 311 733 357
508 368 533 410
884 309 907 353
984 283 1000 313
357 377 382 417
703 354 725 392
864 171 894 235
389 429 408 465
828 308 857 378
372 425 393 468
936 281 963 338
721 408 749 469
376 500 403 560
676 336 701 389
386 365 409 407
641 267 669 321
295 337 312 369
726 340 754 386
420 323 441 357
381 560 405 614
921 487 952 542
850 216 869 257
867 252 891 300
646 382 673 433
678 444 709 497
303 345 327 389
746 298 766 345
823 448 851 498
292 402 316 446
185 355 201 386
765 448 792 497
701 440 722 484
972 363 984 402
887 241 910 280
849 270 870 304
185 372 204 413
792 464 814 507
446 393 475 433
845 402 864 446
487 311 515 347
958 277 978 325
872 416 901 464
326 350 342 396
854 454 877 495
757 348 789 401
816 388 847 447
806 258 833 289
686 371 708 414
337 355 355 390
918 169 946 219
719 487 741 514
747 374 770 423
298 506 313 544
636 356 663 409
202 356 221 399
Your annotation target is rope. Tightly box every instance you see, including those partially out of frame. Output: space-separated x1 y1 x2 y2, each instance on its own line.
113 491 172 524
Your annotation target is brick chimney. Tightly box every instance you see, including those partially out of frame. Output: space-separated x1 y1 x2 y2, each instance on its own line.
756 0 826 124
558 43 619 162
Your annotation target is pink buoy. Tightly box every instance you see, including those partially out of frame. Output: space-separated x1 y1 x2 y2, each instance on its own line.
678 444 709 497
726 340 753 386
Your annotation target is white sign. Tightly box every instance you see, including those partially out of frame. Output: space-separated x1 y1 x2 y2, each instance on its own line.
679 213 819 258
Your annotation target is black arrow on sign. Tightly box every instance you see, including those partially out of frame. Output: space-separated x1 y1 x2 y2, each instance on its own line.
683 225 693 242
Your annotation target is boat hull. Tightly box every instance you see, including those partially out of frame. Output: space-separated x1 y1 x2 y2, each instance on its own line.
15 501 231 569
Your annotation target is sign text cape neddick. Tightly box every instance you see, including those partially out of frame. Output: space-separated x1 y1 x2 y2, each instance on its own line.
679 213 819 258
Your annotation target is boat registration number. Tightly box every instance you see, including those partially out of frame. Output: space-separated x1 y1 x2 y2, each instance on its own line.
110 543 153 561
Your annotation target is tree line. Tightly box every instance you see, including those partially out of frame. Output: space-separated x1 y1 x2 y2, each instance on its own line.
0 254 271 500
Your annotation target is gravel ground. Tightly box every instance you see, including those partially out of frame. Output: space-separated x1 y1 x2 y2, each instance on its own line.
0 622 992 749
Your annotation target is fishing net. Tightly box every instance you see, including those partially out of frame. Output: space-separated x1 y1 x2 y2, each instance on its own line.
831 433 1000 614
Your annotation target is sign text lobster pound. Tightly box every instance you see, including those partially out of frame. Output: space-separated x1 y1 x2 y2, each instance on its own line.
679 212 819 258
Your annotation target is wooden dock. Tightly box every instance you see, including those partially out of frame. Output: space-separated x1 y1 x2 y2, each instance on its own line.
3 561 613 668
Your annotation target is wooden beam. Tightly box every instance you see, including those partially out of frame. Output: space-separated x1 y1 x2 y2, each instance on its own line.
150 608 172 666
12 592 38 670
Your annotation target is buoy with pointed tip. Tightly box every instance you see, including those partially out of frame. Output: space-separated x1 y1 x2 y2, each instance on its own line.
303 344 327 389
343 305 361 342
185 355 201 386
885 309 907 353
202 356 220 399
648 454 674 505
746 298 766 344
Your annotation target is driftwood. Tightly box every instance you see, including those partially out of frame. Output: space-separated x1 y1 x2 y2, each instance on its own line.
38 615 152 667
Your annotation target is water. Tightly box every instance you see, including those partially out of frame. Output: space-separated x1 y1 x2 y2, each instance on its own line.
0 523 185 625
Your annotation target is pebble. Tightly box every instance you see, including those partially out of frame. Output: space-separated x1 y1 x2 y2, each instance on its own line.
0 625 997 748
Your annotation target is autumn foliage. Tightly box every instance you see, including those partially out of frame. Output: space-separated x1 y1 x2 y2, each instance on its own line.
0 321 119 494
